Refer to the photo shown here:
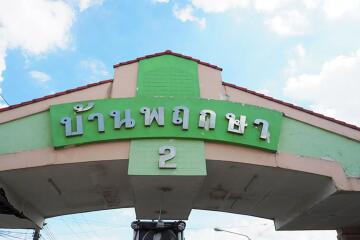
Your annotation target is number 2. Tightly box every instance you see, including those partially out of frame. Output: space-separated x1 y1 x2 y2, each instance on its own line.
159 146 176 169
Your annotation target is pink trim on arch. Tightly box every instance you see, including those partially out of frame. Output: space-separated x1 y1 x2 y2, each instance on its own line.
0 79 113 113
223 81 360 131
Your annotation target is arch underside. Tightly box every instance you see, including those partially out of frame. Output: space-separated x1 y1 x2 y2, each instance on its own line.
0 141 359 231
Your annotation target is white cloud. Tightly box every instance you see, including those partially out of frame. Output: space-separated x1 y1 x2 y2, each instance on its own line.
153 0 170 3
186 227 336 240
284 49 360 125
0 40 6 87
78 0 104 12
302 0 322 9
173 5 206 29
265 10 308 36
284 44 307 76
30 70 51 83
189 0 360 18
309 104 337 118
0 0 74 55
187 228 242 240
293 43 306 58
253 0 289 12
167 0 360 35
80 58 111 82
0 103 7 109
257 88 270 95
185 211 336 240
0 0 75 95
112 208 135 218
322 0 360 19
252 0 321 12
191 0 249 13
185 210 337 240
0 0 103 97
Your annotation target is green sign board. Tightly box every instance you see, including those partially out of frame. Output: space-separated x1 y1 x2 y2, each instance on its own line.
50 97 283 151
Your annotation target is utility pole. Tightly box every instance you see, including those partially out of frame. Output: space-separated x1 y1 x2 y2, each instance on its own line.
33 228 40 240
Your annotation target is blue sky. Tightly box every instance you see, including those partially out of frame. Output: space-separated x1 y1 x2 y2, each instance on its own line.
2 0 360 126
0 208 337 239
2 0 360 239
2 0 360 127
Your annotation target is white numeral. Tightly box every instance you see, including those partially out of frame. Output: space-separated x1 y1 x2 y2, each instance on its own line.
159 146 176 169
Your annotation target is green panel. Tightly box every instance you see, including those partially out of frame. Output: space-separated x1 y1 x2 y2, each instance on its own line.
279 117 360 177
133 54 203 177
50 97 283 151
137 55 200 97
128 139 206 176
0 112 51 154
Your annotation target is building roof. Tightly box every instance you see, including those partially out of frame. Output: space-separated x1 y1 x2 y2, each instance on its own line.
0 79 113 113
223 82 360 131
113 50 223 71
0 72 359 132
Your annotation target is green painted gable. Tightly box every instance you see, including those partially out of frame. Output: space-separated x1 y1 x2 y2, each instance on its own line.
137 55 200 97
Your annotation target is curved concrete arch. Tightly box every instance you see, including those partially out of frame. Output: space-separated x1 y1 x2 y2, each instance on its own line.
0 140 359 230
1 51 360 239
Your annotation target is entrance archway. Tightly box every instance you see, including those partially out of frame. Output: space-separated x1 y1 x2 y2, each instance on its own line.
1 51 360 239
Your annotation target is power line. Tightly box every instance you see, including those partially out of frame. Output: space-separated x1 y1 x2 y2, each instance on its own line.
0 230 32 240
60 219 82 240
0 94 9 106
71 216 95 240
0 231 31 235
0 232 27 240
43 226 56 240
0 235 14 240
79 214 102 240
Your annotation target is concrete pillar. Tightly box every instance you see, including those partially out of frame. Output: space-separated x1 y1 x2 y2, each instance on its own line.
338 227 360 240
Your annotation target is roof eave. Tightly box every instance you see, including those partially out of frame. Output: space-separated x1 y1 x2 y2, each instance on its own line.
113 50 223 71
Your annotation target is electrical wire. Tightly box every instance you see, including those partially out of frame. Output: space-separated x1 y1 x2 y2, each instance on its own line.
0 232 26 240
0 230 33 240
80 214 102 240
43 226 56 240
71 216 95 240
0 235 13 240
60 218 82 240
0 95 9 106
44 226 55 240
